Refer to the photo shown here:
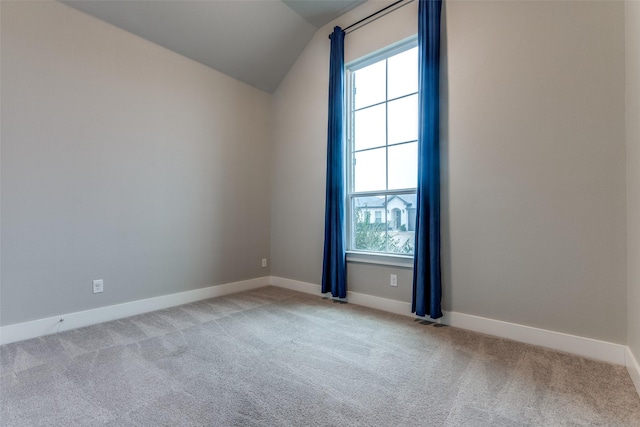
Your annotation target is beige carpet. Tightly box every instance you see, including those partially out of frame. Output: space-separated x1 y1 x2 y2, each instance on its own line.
1 286 639 426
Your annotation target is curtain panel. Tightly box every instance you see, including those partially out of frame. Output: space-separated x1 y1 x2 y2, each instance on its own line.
412 0 443 318
322 26 347 299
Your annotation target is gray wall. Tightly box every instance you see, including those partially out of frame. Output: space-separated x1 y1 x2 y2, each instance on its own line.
1 1 272 326
0 0 631 349
271 1 418 301
272 0 627 344
627 0 640 361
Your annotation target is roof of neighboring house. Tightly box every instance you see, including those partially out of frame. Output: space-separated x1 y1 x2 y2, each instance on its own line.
388 194 417 208
354 196 385 208
354 194 417 209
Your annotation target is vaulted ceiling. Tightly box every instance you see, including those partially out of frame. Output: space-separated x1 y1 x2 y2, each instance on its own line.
62 0 366 93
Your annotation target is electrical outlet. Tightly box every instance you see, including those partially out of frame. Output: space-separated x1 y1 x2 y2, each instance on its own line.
390 274 398 287
93 279 104 294
261 258 267 268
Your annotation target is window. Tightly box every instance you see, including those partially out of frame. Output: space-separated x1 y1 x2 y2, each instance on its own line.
347 39 418 256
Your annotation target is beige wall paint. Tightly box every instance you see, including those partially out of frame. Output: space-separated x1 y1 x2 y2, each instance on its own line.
627 0 640 360
272 0 627 343
0 1 272 325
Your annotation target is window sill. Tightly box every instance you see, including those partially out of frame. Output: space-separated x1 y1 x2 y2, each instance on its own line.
346 251 414 268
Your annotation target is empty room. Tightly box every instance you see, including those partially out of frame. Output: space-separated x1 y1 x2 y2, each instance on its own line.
1 0 640 425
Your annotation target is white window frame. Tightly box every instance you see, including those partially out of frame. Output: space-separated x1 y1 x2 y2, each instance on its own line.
345 37 418 262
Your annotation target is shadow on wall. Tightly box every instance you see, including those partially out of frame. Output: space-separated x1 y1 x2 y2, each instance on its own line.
440 2 452 312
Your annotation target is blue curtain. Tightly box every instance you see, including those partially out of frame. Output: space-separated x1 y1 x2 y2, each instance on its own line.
412 0 443 318
322 26 347 299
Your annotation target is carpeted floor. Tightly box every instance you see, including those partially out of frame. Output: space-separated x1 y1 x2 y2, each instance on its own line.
1 286 639 426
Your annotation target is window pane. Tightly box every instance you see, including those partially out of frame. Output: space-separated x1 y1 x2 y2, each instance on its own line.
387 194 416 254
388 47 418 99
388 94 418 145
353 60 386 110
388 142 417 190
347 40 418 256
352 196 387 252
354 148 386 192
354 104 386 151
388 231 415 254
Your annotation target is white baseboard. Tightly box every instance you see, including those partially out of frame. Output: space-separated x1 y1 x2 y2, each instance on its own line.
1 274 631 370
269 276 320 295
270 276 627 366
626 347 640 398
346 291 414 317
442 311 627 365
269 277 413 316
0 277 269 346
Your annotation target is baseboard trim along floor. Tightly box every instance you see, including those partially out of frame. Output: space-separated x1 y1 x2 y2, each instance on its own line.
269 276 629 367
627 347 640 399
1 274 638 398
0 277 269 346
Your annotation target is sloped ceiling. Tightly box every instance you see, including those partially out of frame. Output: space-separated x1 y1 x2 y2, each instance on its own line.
282 0 363 28
61 0 365 93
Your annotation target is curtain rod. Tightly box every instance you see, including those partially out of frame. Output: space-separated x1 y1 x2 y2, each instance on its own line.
328 0 408 39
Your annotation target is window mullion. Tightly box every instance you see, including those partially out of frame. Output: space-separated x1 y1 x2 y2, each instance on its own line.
384 58 390 253
352 91 418 113
347 71 355 251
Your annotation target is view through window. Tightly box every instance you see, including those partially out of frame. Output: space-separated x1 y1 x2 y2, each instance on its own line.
347 39 418 255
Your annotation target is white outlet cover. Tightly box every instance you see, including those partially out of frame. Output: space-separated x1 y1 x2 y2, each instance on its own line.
390 274 398 287
93 279 104 294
